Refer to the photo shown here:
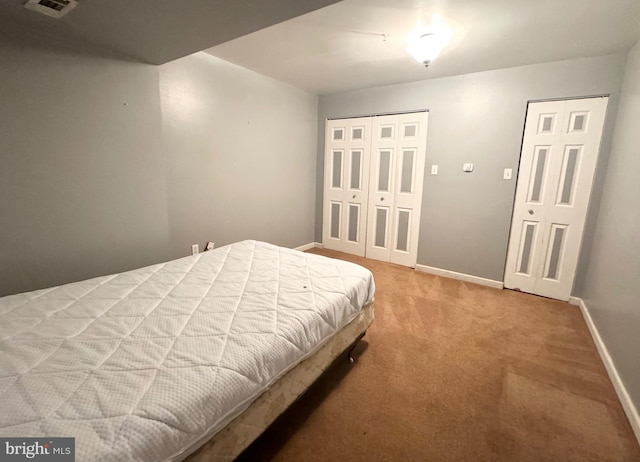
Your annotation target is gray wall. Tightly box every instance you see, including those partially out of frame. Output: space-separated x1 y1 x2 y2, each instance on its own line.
160 53 318 260
0 26 317 297
0 26 171 296
580 41 640 418
317 54 627 283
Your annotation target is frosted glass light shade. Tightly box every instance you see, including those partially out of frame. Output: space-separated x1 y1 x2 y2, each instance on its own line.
406 32 445 65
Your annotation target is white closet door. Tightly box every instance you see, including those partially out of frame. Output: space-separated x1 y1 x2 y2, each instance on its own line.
365 115 397 262
322 118 372 256
366 112 429 267
504 97 608 300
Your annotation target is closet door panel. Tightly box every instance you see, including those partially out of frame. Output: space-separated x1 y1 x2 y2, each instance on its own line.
322 118 372 256
366 112 429 267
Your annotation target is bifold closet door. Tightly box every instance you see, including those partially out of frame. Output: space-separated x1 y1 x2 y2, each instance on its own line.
504 97 607 301
322 118 372 256
366 112 429 267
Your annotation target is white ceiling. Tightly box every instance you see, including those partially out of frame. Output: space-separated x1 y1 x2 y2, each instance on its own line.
207 0 640 95
0 0 340 64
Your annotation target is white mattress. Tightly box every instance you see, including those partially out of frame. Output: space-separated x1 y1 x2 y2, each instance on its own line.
0 240 375 462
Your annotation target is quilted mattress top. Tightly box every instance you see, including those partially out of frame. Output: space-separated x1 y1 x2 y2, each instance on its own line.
0 240 375 461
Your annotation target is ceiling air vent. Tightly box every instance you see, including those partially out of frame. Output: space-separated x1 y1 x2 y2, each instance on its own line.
24 0 78 19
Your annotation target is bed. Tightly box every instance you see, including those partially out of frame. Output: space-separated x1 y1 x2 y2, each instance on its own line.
0 240 375 461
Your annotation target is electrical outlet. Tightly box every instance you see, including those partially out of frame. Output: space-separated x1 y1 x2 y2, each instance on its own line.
431 165 438 175
463 163 474 172
205 241 215 251
191 244 199 255
503 168 513 180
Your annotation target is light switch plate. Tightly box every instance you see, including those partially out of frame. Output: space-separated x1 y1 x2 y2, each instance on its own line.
463 163 474 172
431 165 438 175
503 168 513 180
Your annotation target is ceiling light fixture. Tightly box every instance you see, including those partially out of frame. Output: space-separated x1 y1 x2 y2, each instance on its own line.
406 22 451 67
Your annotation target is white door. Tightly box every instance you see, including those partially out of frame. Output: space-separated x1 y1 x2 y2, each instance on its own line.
366 112 429 267
504 97 608 300
322 118 372 256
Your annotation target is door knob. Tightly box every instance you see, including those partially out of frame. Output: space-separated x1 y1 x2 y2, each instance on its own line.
352 195 356 199
528 209 534 215
381 197 385 201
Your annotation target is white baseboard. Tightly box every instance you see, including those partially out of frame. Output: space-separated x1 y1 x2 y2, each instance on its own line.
576 297 640 444
414 264 504 289
294 242 323 252
568 296 581 306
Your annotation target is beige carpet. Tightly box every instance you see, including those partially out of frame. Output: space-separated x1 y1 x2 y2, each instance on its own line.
237 249 640 461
